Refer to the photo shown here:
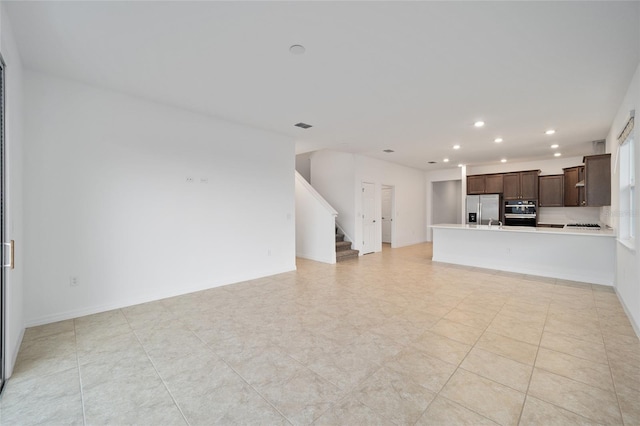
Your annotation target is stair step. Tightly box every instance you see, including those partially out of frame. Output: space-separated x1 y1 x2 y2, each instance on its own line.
335 241 352 251
335 234 345 242
336 249 359 261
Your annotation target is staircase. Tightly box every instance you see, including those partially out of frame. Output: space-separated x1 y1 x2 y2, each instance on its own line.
336 232 359 262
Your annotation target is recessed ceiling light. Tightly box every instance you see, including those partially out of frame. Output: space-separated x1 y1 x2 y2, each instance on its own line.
474 121 485 128
550 144 559 149
294 122 312 129
289 44 306 55
494 138 503 143
501 158 507 163
453 144 461 150
545 129 556 135
443 158 450 163
383 149 395 153
457 163 464 168
554 152 562 157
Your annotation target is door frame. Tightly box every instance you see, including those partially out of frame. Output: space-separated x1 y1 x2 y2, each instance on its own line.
0 52 6 394
381 184 394 246
361 181 376 254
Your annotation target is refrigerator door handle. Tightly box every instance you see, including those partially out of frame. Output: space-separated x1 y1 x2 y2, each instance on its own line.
478 202 482 225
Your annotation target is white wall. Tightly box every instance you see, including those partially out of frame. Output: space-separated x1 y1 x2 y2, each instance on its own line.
425 167 465 241
431 180 461 225
1 3 25 378
607 62 640 334
294 171 337 264
354 155 426 250
295 152 312 184
24 71 296 326
310 150 426 252
310 150 356 243
467 155 585 176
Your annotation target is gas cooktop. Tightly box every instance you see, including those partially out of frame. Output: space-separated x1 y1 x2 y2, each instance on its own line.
564 223 601 230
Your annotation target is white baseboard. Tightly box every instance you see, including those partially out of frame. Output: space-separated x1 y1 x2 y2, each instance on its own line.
616 288 640 339
25 265 296 327
6 327 25 379
295 251 336 264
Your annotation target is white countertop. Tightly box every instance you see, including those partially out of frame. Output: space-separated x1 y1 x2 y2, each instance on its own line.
430 223 616 237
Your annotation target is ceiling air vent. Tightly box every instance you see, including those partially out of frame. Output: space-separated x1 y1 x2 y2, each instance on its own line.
428 161 437 164
383 149 395 153
294 122 312 129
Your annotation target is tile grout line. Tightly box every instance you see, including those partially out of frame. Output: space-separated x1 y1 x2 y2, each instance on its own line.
517 286 617 425
593 287 626 424
121 309 192 426
515 292 551 425
185 326 294 425
411 281 509 425
72 319 87 426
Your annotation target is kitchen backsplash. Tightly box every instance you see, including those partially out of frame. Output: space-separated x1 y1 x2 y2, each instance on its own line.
537 207 601 225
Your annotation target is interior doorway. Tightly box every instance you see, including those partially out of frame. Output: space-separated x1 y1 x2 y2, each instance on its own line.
361 182 375 254
381 185 394 245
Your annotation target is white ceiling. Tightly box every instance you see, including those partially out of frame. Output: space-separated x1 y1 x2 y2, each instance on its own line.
5 1 640 170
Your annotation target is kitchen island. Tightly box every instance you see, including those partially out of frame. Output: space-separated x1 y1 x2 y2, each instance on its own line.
431 224 615 285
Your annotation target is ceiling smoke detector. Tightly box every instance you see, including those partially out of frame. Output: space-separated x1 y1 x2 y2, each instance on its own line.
289 45 306 55
294 122 312 129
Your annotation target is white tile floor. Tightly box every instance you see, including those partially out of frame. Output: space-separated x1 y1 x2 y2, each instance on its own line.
1 243 639 425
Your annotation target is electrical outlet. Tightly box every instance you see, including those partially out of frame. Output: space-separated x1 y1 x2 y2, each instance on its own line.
186 177 194 183
200 177 209 184
69 276 79 287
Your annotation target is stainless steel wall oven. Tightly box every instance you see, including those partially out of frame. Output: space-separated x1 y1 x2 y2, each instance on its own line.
503 200 537 227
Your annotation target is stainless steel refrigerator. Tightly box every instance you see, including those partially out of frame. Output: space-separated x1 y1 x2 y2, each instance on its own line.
466 194 501 225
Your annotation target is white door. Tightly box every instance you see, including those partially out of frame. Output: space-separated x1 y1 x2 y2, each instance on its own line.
362 182 375 254
381 186 392 243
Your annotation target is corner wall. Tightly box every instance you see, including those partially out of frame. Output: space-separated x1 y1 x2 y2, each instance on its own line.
24 71 296 326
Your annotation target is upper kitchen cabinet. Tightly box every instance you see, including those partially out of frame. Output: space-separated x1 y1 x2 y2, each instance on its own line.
485 174 504 194
584 154 611 206
563 166 585 206
562 154 611 207
467 175 486 194
538 175 564 207
467 174 504 194
503 171 540 200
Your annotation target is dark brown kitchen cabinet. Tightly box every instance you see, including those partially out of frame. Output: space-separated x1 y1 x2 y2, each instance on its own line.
485 174 504 194
467 175 486 194
467 173 503 194
585 154 611 206
503 170 540 200
538 175 564 207
563 166 585 206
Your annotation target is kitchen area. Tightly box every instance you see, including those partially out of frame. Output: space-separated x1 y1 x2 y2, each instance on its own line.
431 152 616 285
